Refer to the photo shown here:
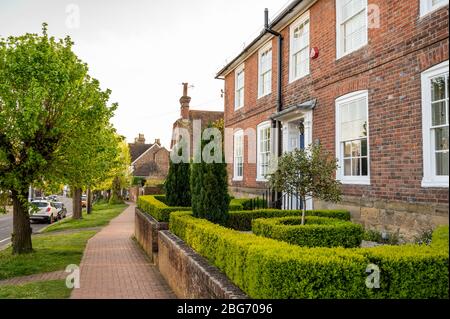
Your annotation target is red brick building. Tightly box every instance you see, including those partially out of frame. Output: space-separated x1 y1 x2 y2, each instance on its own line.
171 83 224 158
216 0 449 239
128 134 169 180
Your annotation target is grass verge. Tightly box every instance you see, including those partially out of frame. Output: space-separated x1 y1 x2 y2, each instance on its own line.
43 203 127 233
0 280 71 299
0 230 96 280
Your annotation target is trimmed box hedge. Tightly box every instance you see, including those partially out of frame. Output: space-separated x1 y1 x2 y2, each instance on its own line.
226 209 351 231
252 216 363 248
138 195 243 222
170 211 449 299
137 195 190 222
229 198 267 210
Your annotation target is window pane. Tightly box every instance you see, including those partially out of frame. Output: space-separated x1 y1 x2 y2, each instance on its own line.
361 139 368 156
435 127 449 151
352 158 360 175
432 101 447 126
344 141 352 157
361 157 368 176
340 98 367 140
351 140 361 157
431 76 446 102
436 152 449 176
344 159 352 175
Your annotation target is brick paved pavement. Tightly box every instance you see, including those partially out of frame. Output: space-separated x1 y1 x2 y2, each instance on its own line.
71 203 175 299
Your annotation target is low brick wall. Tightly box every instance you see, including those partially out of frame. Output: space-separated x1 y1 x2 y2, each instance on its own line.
158 230 248 299
134 207 168 263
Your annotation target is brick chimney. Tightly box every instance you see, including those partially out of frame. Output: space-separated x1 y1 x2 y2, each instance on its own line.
180 82 191 120
154 138 161 146
134 133 145 144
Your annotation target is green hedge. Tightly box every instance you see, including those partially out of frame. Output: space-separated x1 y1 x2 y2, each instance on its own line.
170 212 449 299
431 225 449 251
252 216 363 248
137 195 190 222
138 195 245 221
229 198 267 210
226 209 351 231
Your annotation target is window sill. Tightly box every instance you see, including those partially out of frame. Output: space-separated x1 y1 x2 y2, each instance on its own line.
421 179 449 188
420 3 449 18
257 92 271 100
234 106 244 112
336 43 368 61
338 178 371 185
289 72 309 84
256 178 268 183
232 177 243 182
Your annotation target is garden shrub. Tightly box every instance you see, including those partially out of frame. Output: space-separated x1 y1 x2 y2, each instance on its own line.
431 225 449 251
164 149 191 207
137 195 190 222
226 209 351 231
138 195 239 221
252 216 363 248
229 198 267 210
169 212 449 299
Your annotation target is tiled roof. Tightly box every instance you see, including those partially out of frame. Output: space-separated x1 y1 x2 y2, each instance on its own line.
188 110 223 125
128 143 153 163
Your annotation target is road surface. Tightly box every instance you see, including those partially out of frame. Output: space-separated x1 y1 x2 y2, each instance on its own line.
0 196 73 249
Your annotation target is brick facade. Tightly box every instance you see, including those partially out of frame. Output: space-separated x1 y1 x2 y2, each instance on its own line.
129 134 170 179
171 83 224 157
217 0 449 239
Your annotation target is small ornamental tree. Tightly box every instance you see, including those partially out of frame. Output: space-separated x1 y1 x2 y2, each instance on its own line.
190 120 229 224
165 141 191 207
268 143 342 225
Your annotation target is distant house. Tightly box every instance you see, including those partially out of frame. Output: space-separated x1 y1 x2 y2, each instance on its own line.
128 134 169 180
171 83 223 157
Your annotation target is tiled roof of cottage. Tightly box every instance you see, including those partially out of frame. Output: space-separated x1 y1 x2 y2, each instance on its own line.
128 142 153 163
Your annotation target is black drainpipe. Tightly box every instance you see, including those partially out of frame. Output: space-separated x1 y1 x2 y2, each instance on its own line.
264 8 283 208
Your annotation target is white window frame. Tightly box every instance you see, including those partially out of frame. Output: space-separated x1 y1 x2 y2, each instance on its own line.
289 11 310 83
257 121 272 181
258 42 272 98
335 90 370 185
233 130 244 181
234 64 245 110
420 0 449 17
335 0 368 59
421 60 449 188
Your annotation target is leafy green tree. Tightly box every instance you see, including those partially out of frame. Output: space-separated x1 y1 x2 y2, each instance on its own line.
268 143 342 225
0 24 118 254
165 141 191 207
191 120 229 224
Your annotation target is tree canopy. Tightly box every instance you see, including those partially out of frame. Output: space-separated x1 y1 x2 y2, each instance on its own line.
0 24 121 253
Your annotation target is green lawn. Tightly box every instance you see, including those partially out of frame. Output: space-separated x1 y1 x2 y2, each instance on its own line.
0 230 96 280
0 280 71 299
43 203 127 233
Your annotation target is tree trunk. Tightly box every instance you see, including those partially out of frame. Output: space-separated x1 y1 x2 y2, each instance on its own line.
86 188 92 214
11 190 33 254
72 187 82 219
301 196 306 225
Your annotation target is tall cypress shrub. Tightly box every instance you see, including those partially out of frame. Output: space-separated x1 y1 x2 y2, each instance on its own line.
165 144 191 207
191 120 229 224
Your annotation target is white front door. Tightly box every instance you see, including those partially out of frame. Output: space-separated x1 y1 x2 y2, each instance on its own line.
280 111 313 210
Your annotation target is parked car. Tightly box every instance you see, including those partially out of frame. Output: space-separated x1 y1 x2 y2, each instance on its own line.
81 195 87 208
52 201 67 219
48 195 58 201
29 200 58 224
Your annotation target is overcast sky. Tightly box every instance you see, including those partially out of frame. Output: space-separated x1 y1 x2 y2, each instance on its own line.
0 0 289 148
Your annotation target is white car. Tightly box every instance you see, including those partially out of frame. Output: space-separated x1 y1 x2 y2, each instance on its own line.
29 200 58 224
